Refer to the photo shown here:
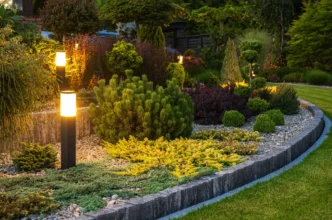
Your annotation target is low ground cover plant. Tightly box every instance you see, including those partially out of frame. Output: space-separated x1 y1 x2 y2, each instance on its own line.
222 110 245 127
104 135 260 178
191 129 263 142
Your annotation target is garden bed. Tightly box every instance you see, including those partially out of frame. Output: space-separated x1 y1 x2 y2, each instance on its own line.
0 102 319 219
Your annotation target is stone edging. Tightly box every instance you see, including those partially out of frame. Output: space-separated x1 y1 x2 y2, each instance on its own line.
73 100 325 220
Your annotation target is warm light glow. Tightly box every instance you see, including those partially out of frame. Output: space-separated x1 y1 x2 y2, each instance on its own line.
178 55 183 64
60 91 76 117
56 52 66 67
75 43 79 50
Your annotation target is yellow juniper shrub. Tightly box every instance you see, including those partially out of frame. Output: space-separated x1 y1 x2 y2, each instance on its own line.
104 136 259 178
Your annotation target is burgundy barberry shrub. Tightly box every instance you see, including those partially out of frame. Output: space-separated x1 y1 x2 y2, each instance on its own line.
183 87 251 125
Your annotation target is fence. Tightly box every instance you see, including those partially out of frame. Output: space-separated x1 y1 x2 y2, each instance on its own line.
166 34 211 56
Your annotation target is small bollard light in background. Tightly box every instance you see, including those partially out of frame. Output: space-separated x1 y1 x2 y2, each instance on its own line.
178 55 183 65
60 91 76 169
56 52 69 90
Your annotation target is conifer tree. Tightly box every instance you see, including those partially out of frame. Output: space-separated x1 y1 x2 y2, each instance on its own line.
139 25 166 49
221 39 242 84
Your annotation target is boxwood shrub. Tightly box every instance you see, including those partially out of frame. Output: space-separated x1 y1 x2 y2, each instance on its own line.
265 109 285 125
222 110 245 127
234 86 251 99
305 70 330 85
247 98 269 115
254 114 276 133
251 77 266 90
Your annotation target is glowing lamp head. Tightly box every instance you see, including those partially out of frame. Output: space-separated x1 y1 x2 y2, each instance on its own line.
60 91 76 117
178 55 183 64
56 52 66 67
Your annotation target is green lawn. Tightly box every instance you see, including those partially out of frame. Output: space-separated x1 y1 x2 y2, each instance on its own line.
179 85 332 220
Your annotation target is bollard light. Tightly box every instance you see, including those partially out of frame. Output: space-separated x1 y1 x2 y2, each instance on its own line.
56 51 69 90
56 52 66 66
60 91 76 169
178 55 183 64
60 92 76 117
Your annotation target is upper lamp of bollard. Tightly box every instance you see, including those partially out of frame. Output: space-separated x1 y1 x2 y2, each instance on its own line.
56 52 66 67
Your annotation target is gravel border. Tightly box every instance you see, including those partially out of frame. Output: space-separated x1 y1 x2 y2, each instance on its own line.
71 99 325 220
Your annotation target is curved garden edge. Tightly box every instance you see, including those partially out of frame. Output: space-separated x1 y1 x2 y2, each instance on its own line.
71 99 325 220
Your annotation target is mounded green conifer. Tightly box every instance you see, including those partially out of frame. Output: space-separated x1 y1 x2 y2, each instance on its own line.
89 70 194 143
138 25 166 49
221 39 243 84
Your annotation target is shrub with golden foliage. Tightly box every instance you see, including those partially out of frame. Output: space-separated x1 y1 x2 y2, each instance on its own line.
0 190 59 220
104 135 260 178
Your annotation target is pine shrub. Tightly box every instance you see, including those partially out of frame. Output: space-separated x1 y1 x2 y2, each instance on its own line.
222 111 245 127
166 63 186 88
0 190 59 220
251 77 266 90
254 114 276 133
269 84 299 115
234 85 251 99
183 87 251 125
11 142 57 172
89 72 194 143
265 109 285 126
221 39 243 83
247 98 269 115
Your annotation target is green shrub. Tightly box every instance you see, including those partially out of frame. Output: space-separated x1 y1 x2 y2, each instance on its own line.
106 40 143 78
305 70 330 85
265 109 285 125
89 72 194 144
270 84 299 115
200 46 224 70
254 114 276 133
282 72 305 83
11 142 57 172
222 110 245 127
0 190 59 220
275 66 305 79
234 86 251 99
251 77 267 90
194 69 221 86
166 63 186 88
247 98 269 115
40 0 99 38
184 49 196 58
